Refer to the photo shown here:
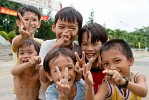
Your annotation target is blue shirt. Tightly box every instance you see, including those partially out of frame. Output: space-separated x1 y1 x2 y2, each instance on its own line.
45 79 85 100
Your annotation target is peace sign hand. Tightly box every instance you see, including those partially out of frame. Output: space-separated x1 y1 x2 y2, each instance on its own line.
83 57 95 87
18 13 32 38
74 51 85 74
56 67 71 99
53 29 73 48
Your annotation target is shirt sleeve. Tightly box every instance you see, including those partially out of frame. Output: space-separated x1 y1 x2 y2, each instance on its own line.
45 84 58 100
39 40 53 65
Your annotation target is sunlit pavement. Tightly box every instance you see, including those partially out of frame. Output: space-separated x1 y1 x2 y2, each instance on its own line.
0 57 149 100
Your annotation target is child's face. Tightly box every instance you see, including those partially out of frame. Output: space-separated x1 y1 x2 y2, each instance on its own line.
17 11 41 35
81 32 102 61
18 44 38 64
52 19 79 46
47 54 76 87
101 49 134 77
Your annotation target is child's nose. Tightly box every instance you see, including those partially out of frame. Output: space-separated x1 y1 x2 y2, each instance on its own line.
109 64 116 70
87 45 94 51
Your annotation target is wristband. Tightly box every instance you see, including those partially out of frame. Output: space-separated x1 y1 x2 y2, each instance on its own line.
118 77 129 89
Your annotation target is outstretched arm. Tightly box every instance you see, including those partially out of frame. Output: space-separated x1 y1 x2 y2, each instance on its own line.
11 62 32 75
11 56 40 76
127 73 148 97
103 70 148 97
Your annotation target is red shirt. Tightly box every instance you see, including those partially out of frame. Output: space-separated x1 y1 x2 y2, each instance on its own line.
91 68 105 94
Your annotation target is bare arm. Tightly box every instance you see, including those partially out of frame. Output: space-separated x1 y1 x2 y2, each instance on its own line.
12 35 28 50
11 62 32 75
39 65 49 83
127 73 148 97
94 80 109 100
11 56 40 76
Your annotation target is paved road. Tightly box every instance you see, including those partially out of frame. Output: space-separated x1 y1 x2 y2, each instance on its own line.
0 57 149 100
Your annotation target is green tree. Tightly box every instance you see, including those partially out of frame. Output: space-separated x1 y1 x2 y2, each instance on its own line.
0 0 24 33
86 9 94 24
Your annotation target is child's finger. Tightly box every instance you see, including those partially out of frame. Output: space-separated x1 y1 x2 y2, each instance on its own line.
97 55 102 68
26 16 31 29
86 57 94 71
55 67 62 79
18 13 26 25
74 52 81 62
81 51 85 63
64 67 68 80
103 69 114 76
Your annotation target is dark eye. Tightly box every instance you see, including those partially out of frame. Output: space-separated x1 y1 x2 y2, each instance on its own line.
24 18 29 21
58 26 64 29
115 60 121 63
33 18 37 21
67 66 73 70
102 63 109 67
19 52 24 55
82 42 87 46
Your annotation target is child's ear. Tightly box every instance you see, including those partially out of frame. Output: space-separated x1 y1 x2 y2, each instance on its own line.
52 23 56 32
45 72 53 82
129 57 134 66
16 19 21 27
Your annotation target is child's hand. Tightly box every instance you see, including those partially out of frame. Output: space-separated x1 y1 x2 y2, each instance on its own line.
74 51 85 74
18 13 32 38
96 54 102 69
53 29 73 48
28 56 41 66
83 57 95 87
103 69 126 85
56 67 71 99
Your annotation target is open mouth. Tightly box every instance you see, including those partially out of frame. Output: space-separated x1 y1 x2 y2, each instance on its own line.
22 60 29 63
86 53 96 58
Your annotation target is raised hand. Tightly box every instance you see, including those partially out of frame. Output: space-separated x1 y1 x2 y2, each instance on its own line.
83 57 95 86
102 69 125 85
18 13 32 38
56 67 71 99
28 56 41 66
53 29 73 48
74 51 85 74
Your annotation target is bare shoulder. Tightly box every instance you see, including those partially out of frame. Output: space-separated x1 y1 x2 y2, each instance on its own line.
136 72 146 83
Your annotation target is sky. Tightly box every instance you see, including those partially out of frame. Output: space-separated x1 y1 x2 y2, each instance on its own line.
58 0 149 32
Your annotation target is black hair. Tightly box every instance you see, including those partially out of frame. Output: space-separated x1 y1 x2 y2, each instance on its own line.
17 5 41 20
54 7 83 30
100 39 133 59
18 39 41 55
78 22 108 46
43 47 76 75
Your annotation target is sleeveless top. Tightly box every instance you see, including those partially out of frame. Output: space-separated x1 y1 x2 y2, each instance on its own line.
106 71 141 100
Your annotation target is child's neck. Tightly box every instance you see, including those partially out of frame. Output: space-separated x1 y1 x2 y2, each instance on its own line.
64 43 73 50
68 82 76 100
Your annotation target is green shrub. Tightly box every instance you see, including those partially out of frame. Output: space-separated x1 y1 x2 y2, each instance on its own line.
8 30 16 38
0 31 8 40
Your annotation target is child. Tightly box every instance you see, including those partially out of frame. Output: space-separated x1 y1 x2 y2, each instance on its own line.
12 5 43 65
85 39 148 100
77 22 108 93
11 39 41 100
43 47 85 100
39 7 83 93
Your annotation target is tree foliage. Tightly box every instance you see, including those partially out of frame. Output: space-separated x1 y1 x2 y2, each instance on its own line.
86 9 94 24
